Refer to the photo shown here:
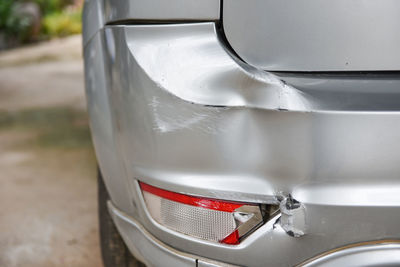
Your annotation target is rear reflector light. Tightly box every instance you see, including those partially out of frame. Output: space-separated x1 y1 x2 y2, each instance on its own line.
139 182 266 245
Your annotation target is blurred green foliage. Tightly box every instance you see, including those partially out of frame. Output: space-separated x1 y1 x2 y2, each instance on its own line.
0 0 34 42
0 0 81 47
33 0 65 15
42 9 82 37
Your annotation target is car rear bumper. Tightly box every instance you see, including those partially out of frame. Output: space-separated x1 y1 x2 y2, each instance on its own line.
110 199 400 267
108 201 237 267
84 22 400 266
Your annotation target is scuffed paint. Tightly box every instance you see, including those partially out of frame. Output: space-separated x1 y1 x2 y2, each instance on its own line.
149 96 226 134
149 96 207 133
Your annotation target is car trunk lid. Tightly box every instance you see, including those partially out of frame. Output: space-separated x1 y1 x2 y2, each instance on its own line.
222 0 400 71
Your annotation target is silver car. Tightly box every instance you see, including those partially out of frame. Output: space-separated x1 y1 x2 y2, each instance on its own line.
82 1 400 266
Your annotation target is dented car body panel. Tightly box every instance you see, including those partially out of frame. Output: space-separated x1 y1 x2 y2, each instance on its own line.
83 1 400 266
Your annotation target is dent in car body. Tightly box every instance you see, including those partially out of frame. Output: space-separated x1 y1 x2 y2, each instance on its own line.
83 7 400 265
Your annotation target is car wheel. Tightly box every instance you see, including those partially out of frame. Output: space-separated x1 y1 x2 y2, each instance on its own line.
98 168 145 267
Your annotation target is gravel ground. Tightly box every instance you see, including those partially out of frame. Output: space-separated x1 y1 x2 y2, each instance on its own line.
0 35 102 267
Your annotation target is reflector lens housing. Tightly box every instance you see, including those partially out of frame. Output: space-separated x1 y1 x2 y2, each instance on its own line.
139 182 265 245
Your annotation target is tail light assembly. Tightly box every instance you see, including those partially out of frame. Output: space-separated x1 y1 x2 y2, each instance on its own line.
139 182 278 245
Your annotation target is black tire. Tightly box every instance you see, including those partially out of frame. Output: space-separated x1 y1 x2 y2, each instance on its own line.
98 168 145 267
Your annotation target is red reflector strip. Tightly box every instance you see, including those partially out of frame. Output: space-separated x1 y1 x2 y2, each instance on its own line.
139 182 243 212
220 230 240 245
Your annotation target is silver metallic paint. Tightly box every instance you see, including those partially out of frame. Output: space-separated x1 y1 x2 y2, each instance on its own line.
82 0 103 46
273 73 400 111
302 242 400 267
109 201 240 267
84 32 135 214
83 23 400 266
109 201 200 267
223 0 400 71
105 23 400 113
103 0 220 24
83 3 400 266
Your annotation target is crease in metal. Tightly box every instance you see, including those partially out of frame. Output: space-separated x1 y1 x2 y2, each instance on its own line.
124 22 310 113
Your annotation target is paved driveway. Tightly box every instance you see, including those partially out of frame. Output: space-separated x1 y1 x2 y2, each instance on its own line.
0 36 102 267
